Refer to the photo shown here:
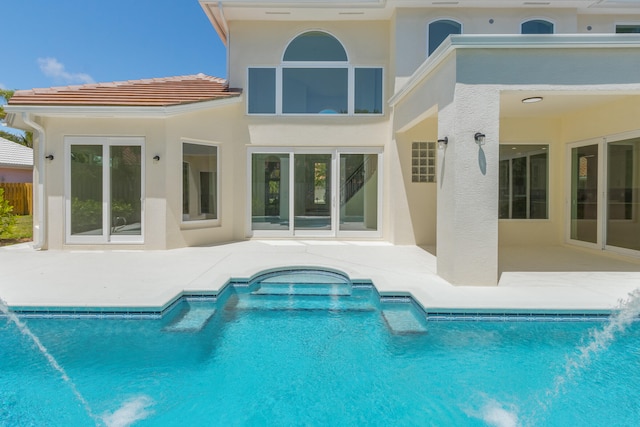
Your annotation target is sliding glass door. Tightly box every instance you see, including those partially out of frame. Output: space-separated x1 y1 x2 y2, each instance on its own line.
568 135 640 255
570 143 599 245
250 148 381 237
67 137 144 243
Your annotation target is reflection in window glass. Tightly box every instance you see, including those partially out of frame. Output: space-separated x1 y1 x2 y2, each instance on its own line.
355 68 383 114
110 146 142 235
521 20 554 34
340 154 378 231
283 68 348 114
428 20 462 56
499 145 548 219
248 68 276 114
283 31 348 61
252 153 290 230
616 24 640 33
607 138 640 251
183 143 217 221
70 145 103 235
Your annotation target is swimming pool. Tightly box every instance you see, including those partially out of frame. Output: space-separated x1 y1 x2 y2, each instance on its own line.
1 269 639 426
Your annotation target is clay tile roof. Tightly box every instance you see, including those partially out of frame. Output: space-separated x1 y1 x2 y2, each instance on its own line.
0 137 33 168
8 74 241 107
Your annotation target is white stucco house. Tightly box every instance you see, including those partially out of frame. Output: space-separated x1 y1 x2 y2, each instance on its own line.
4 0 640 285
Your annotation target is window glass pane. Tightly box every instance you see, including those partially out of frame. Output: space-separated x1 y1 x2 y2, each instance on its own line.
616 24 640 33
283 68 348 114
252 153 290 230
248 68 276 114
511 157 528 219
110 146 142 235
70 145 103 235
340 154 378 231
607 138 640 251
183 143 217 221
571 144 598 243
499 159 510 219
521 20 554 34
428 20 461 56
355 68 383 114
529 153 548 219
499 144 548 219
283 31 347 61
294 154 332 230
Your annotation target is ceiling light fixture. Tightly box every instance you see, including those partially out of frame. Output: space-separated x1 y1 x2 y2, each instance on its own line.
522 96 543 103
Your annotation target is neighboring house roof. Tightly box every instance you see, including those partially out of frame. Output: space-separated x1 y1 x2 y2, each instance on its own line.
0 136 33 168
8 74 241 107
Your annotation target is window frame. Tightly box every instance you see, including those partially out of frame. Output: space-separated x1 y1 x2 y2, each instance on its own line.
246 146 383 238
180 139 221 228
520 18 555 34
247 30 383 116
499 144 550 220
427 18 463 57
615 22 640 33
64 136 145 244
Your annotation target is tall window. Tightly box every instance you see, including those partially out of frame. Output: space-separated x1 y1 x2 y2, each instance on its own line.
521 19 554 34
248 31 383 115
183 142 218 222
499 145 548 219
428 19 462 56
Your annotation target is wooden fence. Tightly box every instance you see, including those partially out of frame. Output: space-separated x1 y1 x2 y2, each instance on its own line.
0 183 33 215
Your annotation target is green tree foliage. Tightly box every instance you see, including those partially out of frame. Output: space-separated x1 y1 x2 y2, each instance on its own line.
0 188 16 236
0 89 33 148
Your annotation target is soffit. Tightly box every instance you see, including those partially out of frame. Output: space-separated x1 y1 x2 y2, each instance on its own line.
500 91 631 118
201 0 640 23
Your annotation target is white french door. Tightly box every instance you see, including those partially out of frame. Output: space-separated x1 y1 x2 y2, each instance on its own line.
65 136 144 244
248 147 382 238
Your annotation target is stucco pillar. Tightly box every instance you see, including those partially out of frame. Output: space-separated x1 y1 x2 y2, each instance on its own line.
437 85 500 285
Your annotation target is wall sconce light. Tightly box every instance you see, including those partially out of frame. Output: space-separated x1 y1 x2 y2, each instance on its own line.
45 154 54 161
474 132 486 146
437 137 448 150
153 155 160 161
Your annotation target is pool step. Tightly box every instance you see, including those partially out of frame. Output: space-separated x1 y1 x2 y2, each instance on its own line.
252 283 351 296
381 307 428 334
165 305 217 332
236 294 374 311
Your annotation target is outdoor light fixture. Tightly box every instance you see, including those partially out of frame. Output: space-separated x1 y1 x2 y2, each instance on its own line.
437 137 448 150
474 132 486 146
45 154 54 161
153 155 160 161
522 96 543 104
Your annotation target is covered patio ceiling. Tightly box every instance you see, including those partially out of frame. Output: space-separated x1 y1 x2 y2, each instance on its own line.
500 91 636 119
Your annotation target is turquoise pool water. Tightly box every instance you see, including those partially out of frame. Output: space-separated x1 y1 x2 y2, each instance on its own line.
1 270 639 427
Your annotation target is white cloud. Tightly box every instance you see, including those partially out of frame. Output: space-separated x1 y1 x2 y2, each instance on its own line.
0 83 5 90
37 57 95 85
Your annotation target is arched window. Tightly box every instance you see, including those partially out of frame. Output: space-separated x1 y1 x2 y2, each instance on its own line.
521 19 554 34
428 19 462 56
248 31 383 115
283 31 348 62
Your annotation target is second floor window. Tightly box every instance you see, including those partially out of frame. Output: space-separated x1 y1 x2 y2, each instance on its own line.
248 31 383 115
521 19 554 34
428 19 462 56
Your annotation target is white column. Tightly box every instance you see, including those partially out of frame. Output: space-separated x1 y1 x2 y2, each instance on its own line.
437 84 500 285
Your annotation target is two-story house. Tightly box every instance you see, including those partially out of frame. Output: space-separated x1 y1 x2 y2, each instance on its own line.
5 0 640 285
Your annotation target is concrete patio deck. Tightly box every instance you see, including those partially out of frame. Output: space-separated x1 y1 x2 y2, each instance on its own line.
1 240 639 314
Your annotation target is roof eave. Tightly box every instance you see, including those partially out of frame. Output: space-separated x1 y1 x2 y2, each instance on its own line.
4 94 243 123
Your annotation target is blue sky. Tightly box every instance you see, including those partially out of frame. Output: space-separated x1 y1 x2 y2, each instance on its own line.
1 0 227 92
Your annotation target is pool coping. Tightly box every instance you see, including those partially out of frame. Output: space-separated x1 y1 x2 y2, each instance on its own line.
3 267 620 321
